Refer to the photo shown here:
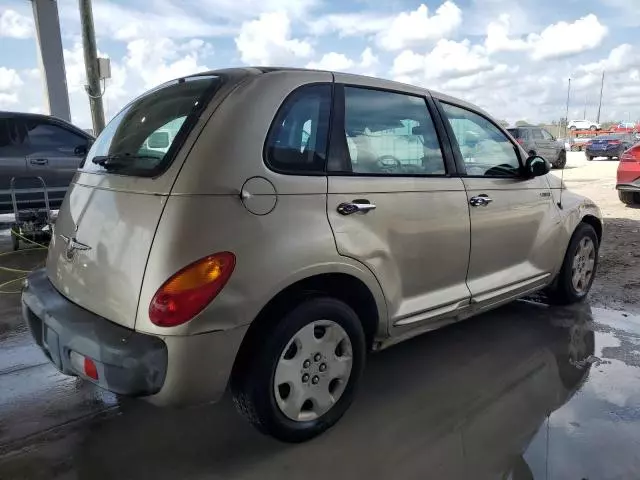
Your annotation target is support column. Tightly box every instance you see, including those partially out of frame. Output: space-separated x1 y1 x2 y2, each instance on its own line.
31 0 71 122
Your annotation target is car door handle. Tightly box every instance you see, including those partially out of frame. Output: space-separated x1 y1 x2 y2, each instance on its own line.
469 195 493 207
30 158 48 166
337 200 376 215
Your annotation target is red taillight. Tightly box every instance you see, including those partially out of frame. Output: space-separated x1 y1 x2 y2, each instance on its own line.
149 252 236 327
516 138 524 145
84 357 99 380
621 145 640 162
609 140 621 145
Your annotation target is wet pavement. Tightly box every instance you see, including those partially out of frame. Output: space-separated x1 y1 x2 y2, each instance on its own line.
1 240 640 479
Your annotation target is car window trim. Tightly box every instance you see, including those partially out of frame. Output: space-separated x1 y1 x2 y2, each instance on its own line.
262 81 334 177
326 83 455 178
434 99 526 179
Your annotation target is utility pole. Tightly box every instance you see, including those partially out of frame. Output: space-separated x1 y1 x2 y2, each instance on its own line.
564 78 571 139
79 0 105 135
583 95 587 120
596 71 605 124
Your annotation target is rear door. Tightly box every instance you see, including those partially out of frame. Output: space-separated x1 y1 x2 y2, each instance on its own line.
0 116 28 213
24 118 89 208
326 79 471 328
540 128 559 160
437 100 560 307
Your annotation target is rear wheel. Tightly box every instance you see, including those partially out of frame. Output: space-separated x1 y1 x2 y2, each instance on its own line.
586 155 594 161
569 126 577 131
619 190 640 205
546 223 598 305
590 125 597 131
231 297 366 442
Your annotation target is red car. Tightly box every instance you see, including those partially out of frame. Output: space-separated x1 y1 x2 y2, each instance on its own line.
617 143 640 205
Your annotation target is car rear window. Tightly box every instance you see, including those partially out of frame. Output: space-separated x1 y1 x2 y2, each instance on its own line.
82 75 223 177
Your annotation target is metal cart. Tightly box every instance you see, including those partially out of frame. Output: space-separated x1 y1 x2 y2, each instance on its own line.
10 176 53 251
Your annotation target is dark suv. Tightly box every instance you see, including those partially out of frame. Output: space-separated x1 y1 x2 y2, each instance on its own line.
507 126 566 169
0 112 93 213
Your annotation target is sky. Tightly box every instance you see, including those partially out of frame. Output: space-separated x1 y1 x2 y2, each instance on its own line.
1 0 639 130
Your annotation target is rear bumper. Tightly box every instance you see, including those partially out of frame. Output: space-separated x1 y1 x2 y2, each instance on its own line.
22 269 248 406
22 269 168 396
585 148 623 157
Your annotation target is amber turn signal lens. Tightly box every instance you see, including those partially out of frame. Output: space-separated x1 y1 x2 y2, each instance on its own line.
149 252 235 327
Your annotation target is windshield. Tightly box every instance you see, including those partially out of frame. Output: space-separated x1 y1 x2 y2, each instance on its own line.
82 75 222 177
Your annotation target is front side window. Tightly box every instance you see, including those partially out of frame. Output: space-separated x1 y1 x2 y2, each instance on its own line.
265 84 331 174
441 103 521 177
25 121 85 151
342 87 445 175
541 129 554 140
83 75 222 176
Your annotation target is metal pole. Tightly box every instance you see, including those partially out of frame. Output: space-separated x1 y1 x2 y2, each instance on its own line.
564 78 571 140
79 0 105 135
583 95 587 120
596 71 605 124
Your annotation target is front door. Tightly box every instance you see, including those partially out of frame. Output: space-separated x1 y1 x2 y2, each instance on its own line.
438 101 560 307
24 118 88 207
326 81 471 327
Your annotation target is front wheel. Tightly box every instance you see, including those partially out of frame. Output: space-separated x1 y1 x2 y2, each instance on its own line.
569 126 577 131
554 150 567 169
546 223 599 305
231 297 366 442
586 155 594 161
590 125 597 131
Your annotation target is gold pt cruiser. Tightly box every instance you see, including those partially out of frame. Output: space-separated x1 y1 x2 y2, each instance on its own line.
22 68 602 442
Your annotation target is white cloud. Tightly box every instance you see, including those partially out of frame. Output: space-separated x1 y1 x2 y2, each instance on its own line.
578 44 639 74
528 14 607 61
392 39 493 80
0 9 33 39
306 47 380 74
377 2 462 51
485 14 608 61
0 67 23 91
0 92 19 107
308 12 391 38
235 12 313 65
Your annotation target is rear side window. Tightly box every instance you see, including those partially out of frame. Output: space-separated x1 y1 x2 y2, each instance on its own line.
265 84 331 174
532 129 543 140
506 128 519 138
0 118 27 150
83 75 222 177
341 87 445 176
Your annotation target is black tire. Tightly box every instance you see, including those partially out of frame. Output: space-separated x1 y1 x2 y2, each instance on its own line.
569 126 577 131
586 155 594 161
546 223 599 305
619 190 640 205
554 150 567 169
231 297 366 442
528 150 536 157
11 233 19 251
590 125 597 131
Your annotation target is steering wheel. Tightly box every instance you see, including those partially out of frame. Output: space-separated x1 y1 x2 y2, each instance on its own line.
376 155 402 172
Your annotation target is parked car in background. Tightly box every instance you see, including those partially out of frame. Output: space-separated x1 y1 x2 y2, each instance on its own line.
611 122 639 134
617 143 640 205
585 133 636 161
23 68 603 443
568 119 600 131
0 112 93 213
507 126 566 168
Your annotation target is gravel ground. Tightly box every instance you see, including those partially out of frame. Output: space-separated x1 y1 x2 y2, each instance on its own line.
553 152 640 314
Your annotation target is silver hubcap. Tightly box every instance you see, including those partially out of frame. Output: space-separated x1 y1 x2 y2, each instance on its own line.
274 320 353 422
571 237 595 294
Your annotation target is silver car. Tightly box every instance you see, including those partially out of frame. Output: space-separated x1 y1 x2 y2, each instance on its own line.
23 68 602 442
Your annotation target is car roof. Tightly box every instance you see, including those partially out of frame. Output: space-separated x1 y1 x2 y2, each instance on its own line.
0 110 94 139
190 67 493 120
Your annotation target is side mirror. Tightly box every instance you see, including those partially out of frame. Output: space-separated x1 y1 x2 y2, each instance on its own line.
525 155 550 178
74 144 88 156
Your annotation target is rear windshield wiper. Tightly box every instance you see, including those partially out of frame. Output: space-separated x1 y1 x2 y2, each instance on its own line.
91 154 162 170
